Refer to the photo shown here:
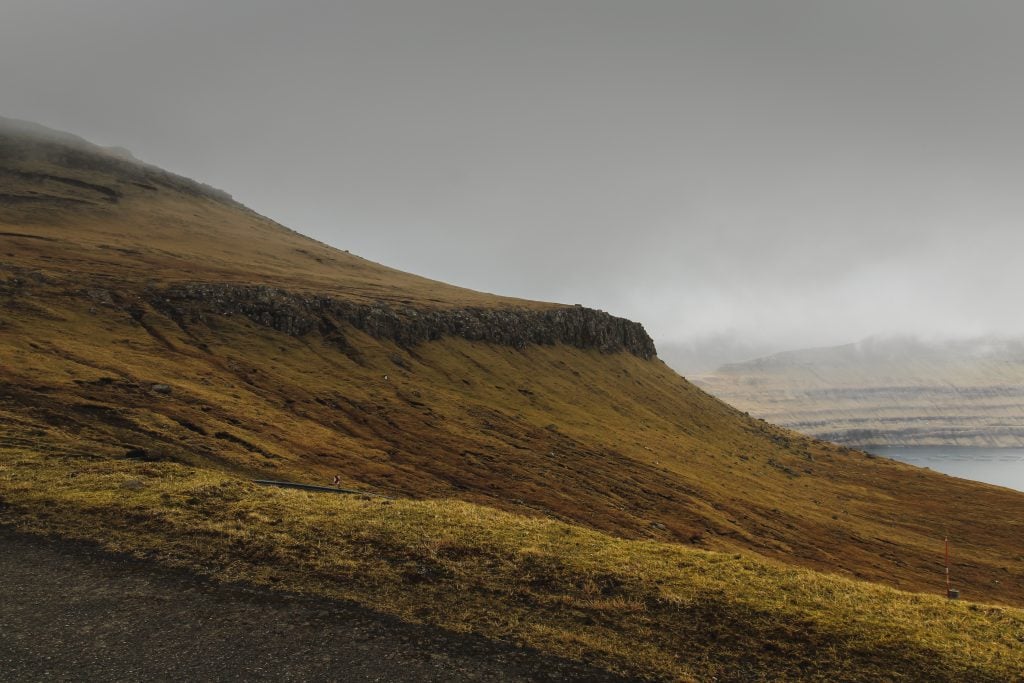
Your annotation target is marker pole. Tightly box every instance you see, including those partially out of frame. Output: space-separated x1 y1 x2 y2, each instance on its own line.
945 536 955 599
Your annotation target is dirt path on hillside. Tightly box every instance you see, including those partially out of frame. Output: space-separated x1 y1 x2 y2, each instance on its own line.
0 529 634 682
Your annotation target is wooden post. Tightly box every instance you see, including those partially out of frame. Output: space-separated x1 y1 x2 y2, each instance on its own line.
945 537 958 599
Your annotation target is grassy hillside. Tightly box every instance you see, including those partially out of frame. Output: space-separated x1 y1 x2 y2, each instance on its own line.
4 281 1024 606
0 116 540 308
3 118 1024 678
3 450 1022 682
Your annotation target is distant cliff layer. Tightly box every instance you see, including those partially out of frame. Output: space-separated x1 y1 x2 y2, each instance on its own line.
694 337 1024 448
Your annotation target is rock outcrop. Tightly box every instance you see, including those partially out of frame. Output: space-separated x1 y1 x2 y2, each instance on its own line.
148 283 657 359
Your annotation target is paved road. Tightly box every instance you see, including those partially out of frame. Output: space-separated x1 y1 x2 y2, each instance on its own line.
0 529 635 682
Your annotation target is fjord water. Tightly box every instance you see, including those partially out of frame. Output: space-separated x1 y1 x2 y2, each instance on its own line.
868 446 1024 493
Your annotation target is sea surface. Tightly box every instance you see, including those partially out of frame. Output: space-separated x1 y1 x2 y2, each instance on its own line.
867 446 1024 493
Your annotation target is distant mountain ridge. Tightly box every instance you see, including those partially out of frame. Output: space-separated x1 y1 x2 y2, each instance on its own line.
696 336 1024 447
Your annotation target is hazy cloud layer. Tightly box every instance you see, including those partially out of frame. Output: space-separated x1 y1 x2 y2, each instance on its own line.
4 1 1024 369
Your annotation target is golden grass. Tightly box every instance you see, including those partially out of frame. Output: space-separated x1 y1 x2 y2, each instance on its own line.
0 179 546 309
2 448 1022 682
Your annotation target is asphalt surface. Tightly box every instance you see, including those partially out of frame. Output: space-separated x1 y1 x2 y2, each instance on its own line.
0 528 636 682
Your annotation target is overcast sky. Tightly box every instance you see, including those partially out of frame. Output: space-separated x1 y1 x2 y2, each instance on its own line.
4 1 1024 370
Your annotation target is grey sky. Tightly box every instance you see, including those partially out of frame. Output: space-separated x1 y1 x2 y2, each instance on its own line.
4 1 1024 370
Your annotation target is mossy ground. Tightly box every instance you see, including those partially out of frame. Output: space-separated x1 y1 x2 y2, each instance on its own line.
2 448 1023 682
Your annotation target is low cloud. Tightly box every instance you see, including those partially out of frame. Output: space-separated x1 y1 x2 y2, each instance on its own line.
4 1 1023 368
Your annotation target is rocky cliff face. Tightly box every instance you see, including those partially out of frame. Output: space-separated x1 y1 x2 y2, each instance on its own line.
147 283 658 359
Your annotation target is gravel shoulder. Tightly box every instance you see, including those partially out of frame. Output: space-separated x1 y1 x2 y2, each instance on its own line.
0 527 635 682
